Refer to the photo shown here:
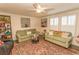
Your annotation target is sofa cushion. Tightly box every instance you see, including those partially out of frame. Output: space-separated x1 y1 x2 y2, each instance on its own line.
53 31 62 37
31 29 36 34
45 35 66 43
53 36 67 43
17 30 27 36
27 31 31 35
61 32 70 38
19 36 27 39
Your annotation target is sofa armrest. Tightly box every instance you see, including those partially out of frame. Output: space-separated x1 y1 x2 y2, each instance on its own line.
16 34 21 37
66 37 72 42
66 37 73 45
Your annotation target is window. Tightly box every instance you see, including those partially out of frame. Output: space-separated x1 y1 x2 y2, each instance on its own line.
61 15 76 26
50 17 58 26
62 16 68 25
68 15 76 25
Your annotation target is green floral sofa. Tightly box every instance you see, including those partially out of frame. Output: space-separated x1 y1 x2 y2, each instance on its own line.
16 29 37 42
45 30 73 48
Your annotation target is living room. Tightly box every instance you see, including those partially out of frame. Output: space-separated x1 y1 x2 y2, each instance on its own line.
0 3 79 55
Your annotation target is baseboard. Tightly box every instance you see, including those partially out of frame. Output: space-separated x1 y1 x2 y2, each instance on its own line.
71 44 79 51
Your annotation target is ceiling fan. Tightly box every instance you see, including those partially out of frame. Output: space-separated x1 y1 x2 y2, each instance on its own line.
32 3 54 13
33 3 45 13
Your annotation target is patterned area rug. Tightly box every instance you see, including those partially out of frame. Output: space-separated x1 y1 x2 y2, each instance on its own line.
12 39 79 55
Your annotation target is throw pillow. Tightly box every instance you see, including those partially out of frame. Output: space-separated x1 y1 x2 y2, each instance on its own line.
62 32 69 38
48 30 53 35
27 31 31 35
53 31 62 37
48 31 53 36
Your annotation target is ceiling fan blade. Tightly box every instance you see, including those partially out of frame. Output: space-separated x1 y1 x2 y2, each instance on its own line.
33 3 37 9
33 3 40 9
45 8 55 11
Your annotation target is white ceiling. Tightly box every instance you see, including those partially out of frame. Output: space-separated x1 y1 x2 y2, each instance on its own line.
0 3 79 17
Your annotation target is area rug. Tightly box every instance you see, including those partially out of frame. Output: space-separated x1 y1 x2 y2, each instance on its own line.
12 39 79 55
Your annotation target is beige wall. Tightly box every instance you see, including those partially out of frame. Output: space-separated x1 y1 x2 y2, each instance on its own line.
0 11 40 40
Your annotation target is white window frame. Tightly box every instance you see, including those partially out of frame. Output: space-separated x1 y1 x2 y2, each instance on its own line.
50 17 58 26
67 15 76 26
61 14 76 26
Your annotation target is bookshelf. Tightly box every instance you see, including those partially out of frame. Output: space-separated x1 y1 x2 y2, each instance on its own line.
0 15 12 41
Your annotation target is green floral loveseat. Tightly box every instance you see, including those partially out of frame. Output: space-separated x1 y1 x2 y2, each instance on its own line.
45 30 73 48
16 29 37 42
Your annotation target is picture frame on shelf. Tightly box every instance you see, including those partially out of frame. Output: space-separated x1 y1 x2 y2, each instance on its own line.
4 16 11 23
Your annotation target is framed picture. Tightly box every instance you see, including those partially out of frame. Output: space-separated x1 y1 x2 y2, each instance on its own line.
41 18 47 27
21 17 30 28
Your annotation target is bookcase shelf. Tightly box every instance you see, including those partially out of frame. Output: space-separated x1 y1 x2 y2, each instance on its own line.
0 15 12 41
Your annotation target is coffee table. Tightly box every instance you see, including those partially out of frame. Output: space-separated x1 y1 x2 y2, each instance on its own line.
31 34 39 44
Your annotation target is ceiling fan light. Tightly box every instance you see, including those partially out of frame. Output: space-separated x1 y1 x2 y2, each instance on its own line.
36 9 43 13
36 10 41 13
